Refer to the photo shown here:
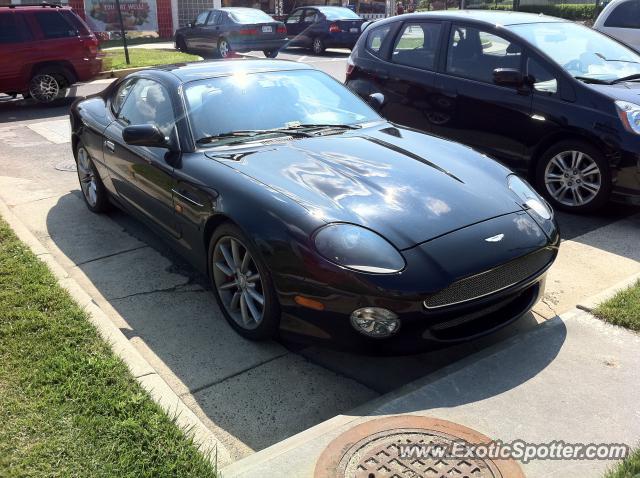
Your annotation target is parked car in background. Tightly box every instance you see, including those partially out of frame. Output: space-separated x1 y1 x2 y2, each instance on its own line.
0 3 101 103
594 0 640 52
285 6 364 55
346 11 640 213
69 60 559 353
174 7 287 58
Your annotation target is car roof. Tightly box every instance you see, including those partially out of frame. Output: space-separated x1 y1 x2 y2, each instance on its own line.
0 4 73 11
387 10 570 26
155 59 313 82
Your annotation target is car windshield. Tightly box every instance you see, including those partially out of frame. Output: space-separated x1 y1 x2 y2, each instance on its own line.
227 8 274 23
184 69 380 144
318 7 361 20
508 22 640 82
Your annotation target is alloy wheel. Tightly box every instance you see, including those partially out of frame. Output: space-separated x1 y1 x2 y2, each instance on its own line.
76 147 98 207
313 38 323 55
29 73 61 103
219 39 230 58
544 150 601 207
212 236 265 330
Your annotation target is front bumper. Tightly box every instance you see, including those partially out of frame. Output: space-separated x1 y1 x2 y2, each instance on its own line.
274 211 559 355
609 134 640 204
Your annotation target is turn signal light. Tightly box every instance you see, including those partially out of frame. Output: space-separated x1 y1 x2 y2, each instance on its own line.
329 23 341 33
294 295 325 311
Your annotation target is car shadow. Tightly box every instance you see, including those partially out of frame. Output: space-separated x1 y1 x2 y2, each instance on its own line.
44 191 565 454
0 94 78 123
281 46 351 58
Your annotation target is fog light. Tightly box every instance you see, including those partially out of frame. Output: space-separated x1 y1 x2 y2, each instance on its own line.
350 307 399 338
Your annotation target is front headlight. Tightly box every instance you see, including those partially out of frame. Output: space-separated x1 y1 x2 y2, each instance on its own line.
314 223 405 274
615 100 640 135
508 175 552 220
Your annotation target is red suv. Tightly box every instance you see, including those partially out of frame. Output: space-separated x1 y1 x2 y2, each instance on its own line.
0 4 101 103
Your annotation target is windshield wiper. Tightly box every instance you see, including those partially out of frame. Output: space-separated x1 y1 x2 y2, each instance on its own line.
196 128 312 145
574 76 613 85
595 53 640 65
287 123 362 130
611 73 640 84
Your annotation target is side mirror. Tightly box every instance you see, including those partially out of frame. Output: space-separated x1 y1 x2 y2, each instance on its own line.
493 68 524 87
367 92 385 111
123 124 169 149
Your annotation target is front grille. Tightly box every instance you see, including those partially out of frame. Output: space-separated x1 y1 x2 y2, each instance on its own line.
423 248 554 309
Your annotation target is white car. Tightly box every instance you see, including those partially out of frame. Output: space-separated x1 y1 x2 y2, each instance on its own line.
594 0 640 51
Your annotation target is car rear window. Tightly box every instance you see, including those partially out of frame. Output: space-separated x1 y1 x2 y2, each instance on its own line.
318 7 361 20
61 10 91 35
33 11 78 39
227 9 274 23
366 24 391 55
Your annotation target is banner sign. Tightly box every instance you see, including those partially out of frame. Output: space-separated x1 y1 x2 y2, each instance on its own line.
83 0 158 32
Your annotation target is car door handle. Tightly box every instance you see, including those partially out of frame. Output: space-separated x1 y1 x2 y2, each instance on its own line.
104 140 115 153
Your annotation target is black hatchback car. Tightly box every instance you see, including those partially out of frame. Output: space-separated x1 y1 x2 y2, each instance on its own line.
285 6 364 55
175 7 287 58
346 11 640 212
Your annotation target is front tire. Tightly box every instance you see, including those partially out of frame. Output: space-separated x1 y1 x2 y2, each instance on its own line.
29 68 68 104
209 223 280 340
311 37 325 55
263 49 279 58
75 143 110 213
535 140 611 213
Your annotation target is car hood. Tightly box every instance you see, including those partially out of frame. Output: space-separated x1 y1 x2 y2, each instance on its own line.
205 127 523 249
584 79 640 104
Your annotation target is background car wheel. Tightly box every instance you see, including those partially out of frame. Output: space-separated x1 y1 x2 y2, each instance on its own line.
535 140 611 213
263 49 279 58
29 68 68 104
175 36 187 52
75 143 110 213
312 37 325 55
209 223 280 340
218 38 232 58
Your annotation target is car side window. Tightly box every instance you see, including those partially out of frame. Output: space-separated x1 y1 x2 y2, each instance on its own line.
603 0 640 28
286 10 303 23
0 13 19 43
392 22 441 70
527 57 558 94
366 25 391 56
33 11 78 39
206 11 221 25
446 25 522 84
302 10 319 24
118 79 176 137
194 11 209 26
111 79 136 116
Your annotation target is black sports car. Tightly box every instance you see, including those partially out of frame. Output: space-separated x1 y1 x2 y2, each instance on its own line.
70 60 559 354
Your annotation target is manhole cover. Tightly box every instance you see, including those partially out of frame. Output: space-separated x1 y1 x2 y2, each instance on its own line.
315 416 524 478
55 160 77 172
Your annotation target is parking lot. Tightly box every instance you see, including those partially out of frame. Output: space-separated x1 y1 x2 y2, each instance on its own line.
1 50 639 465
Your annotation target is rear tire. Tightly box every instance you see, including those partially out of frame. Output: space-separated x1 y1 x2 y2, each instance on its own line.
535 140 611 213
263 49 279 58
175 35 187 52
75 143 110 213
29 67 69 104
311 37 325 55
217 37 232 59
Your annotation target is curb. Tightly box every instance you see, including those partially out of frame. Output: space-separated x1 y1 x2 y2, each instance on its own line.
0 197 232 468
576 271 640 312
95 66 149 80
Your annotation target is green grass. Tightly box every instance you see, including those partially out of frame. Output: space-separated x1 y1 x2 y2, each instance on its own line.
0 219 217 478
101 48 201 71
99 37 167 49
593 280 640 332
604 447 640 478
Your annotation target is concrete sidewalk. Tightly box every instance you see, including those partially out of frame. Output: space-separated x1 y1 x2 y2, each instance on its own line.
224 309 640 477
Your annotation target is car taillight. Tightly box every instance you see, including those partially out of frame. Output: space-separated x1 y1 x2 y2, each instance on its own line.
239 28 258 35
346 55 355 78
86 38 99 56
329 23 341 33
277 24 286 34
